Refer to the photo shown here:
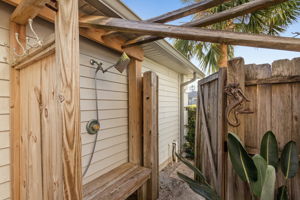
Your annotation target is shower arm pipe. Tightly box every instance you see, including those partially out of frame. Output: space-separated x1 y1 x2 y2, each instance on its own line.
180 72 197 153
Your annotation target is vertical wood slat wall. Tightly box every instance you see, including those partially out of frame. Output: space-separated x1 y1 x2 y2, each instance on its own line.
242 58 300 200
196 57 300 200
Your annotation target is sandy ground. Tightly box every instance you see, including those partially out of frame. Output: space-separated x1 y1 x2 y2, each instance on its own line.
158 162 204 200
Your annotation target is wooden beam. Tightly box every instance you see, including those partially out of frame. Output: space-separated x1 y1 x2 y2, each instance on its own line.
143 71 159 200
55 0 82 199
80 28 144 61
4 0 144 61
102 0 227 38
10 0 50 24
9 21 26 200
123 0 287 47
80 16 300 52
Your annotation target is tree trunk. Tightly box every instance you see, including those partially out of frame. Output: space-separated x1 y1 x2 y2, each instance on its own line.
218 43 228 68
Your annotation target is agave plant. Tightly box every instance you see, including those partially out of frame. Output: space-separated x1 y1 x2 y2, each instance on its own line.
175 153 220 200
228 131 299 200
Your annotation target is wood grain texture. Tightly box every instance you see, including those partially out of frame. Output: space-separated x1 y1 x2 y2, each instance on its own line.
123 0 287 47
20 58 43 200
9 21 26 200
55 0 82 199
103 0 227 37
143 71 159 200
79 28 144 61
83 163 151 200
40 54 63 200
80 16 300 52
128 59 143 165
4 0 144 61
217 68 226 198
10 0 50 24
226 58 246 200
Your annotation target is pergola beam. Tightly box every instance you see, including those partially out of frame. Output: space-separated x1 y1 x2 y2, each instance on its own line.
80 16 300 52
124 0 287 47
146 0 227 23
103 0 228 38
10 0 50 24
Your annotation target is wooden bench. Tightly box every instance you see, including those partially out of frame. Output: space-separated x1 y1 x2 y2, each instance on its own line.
83 163 151 200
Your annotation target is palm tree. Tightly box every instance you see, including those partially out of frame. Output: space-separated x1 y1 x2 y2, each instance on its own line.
174 0 300 74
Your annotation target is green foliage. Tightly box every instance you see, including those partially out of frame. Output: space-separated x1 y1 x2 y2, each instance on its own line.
280 141 299 179
184 105 197 159
227 133 257 183
227 131 299 199
250 155 267 197
260 165 276 200
260 131 279 169
174 0 300 74
176 153 220 200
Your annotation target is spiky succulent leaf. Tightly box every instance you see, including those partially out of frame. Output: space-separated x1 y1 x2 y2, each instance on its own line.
280 141 299 179
227 133 258 183
260 131 279 169
176 153 207 184
250 155 267 197
277 185 289 200
177 172 220 200
260 165 276 200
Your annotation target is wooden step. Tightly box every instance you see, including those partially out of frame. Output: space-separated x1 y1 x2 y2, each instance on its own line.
83 163 151 200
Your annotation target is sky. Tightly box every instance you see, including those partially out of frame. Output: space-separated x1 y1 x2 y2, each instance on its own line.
121 0 300 66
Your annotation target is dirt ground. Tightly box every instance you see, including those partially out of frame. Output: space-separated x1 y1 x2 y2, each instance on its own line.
158 161 204 200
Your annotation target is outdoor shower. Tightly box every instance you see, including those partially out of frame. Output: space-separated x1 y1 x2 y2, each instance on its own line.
83 52 131 177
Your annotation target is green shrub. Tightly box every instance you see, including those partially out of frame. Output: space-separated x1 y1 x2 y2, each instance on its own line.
228 131 299 200
184 105 196 159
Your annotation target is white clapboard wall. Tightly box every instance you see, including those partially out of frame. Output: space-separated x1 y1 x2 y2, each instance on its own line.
142 58 180 167
0 2 14 200
79 38 129 184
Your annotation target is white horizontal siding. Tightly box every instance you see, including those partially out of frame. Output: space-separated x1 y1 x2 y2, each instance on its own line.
79 38 129 184
142 58 180 166
0 2 13 199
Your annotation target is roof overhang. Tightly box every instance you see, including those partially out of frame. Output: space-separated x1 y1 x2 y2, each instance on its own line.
92 0 204 77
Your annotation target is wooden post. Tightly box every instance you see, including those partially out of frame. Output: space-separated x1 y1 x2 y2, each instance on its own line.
9 21 26 200
128 59 143 165
55 0 82 199
226 58 246 200
217 68 227 198
143 71 159 200
128 59 144 199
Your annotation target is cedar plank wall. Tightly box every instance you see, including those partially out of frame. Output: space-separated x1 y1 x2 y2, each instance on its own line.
0 2 14 200
142 58 180 168
243 58 300 200
196 57 300 199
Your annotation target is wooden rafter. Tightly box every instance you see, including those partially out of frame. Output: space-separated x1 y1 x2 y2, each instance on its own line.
123 0 287 47
102 0 228 38
10 0 50 24
80 16 300 52
4 0 144 61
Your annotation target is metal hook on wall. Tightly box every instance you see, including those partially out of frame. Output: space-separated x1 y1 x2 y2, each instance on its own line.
27 18 43 48
13 33 27 57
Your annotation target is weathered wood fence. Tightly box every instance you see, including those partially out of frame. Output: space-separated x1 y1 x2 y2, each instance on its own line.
196 57 300 199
